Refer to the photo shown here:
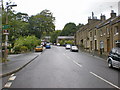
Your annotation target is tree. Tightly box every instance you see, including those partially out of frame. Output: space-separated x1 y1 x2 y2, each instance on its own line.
2 4 29 45
50 30 61 43
28 9 55 39
60 22 77 36
8 12 29 46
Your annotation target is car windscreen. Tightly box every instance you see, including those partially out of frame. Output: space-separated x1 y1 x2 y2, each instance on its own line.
116 50 120 55
72 46 77 48
66 44 71 46
36 47 42 48
46 44 50 45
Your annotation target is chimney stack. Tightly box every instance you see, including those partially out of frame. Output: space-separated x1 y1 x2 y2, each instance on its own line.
100 14 106 21
110 10 116 18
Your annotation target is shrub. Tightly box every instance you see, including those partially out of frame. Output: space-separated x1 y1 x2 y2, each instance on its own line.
20 46 28 53
13 46 21 54
65 40 74 45
13 35 40 53
59 40 65 46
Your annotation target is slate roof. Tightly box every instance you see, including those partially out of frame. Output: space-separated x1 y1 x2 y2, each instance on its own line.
97 15 120 29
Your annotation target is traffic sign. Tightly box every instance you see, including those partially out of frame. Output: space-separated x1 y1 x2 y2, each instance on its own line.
3 30 9 35
2 25 10 29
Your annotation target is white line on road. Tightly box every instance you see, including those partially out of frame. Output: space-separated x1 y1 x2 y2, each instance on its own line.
4 74 16 88
11 74 15 77
4 82 12 88
72 60 82 67
63 53 71 59
8 76 16 81
90 72 120 89
63 53 82 68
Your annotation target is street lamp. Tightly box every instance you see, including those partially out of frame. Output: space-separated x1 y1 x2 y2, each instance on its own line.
4 2 17 62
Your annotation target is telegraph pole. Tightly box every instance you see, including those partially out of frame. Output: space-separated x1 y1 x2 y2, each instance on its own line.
3 1 17 62
4 2 9 62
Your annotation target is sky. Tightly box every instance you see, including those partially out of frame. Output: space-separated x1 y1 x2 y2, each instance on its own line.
3 0 120 30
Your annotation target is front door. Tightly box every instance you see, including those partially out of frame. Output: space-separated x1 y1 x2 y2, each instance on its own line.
107 39 110 52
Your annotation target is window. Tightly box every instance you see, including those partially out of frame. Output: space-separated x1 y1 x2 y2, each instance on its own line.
100 41 104 49
114 26 119 35
116 49 120 56
94 30 96 35
100 29 103 36
115 40 120 47
106 27 109 34
90 32 92 37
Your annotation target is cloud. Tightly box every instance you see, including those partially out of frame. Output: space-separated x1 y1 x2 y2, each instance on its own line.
3 0 120 30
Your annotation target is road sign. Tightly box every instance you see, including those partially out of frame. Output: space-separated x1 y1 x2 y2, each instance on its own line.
2 25 10 29
3 30 9 35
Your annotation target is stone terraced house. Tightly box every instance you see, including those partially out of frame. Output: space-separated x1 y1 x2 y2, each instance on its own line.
75 10 120 57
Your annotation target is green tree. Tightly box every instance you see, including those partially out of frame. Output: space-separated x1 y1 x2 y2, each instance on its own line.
2 3 29 46
50 30 61 43
28 9 55 39
60 23 84 36
60 22 77 36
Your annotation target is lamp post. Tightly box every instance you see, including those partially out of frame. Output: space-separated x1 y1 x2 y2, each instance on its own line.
4 2 17 62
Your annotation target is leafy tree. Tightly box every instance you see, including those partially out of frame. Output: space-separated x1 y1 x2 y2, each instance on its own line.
50 30 61 43
60 23 84 36
2 3 29 46
60 22 77 36
28 9 55 39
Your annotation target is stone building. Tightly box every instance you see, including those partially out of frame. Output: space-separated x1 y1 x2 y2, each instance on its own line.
97 10 120 56
75 10 120 57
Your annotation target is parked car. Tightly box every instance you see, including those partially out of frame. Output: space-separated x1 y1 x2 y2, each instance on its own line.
46 43 51 49
35 46 43 52
57 43 60 46
65 44 71 49
70 46 78 52
107 47 120 69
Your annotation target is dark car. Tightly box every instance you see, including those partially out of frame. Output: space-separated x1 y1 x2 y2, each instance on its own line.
107 47 120 69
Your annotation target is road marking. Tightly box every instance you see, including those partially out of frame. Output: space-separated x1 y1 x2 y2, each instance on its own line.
63 53 71 59
73 60 82 67
63 53 82 68
4 82 12 88
90 72 120 89
8 76 16 81
63 53 66 56
11 74 14 76
4 74 16 88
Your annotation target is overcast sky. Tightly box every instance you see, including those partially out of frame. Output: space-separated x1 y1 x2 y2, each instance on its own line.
3 0 120 30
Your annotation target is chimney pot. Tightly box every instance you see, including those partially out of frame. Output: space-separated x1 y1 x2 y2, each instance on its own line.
110 10 116 18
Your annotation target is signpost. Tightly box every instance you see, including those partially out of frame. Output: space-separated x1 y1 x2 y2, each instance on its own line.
3 1 17 62
2 25 10 30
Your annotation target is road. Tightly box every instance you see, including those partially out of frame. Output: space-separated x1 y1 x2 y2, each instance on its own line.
2 46 120 88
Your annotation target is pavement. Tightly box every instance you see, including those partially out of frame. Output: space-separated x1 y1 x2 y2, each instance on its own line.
0 52 41 78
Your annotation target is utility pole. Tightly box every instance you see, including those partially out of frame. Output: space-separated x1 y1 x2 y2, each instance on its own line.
4 2 9 62
3 1 17 62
